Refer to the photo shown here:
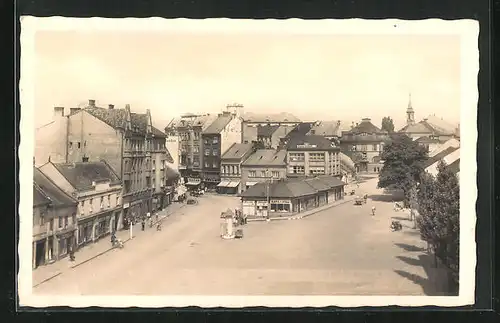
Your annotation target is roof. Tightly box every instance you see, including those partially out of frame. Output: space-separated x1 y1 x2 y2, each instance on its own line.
241 176 345 199
308 121 342 137
33 167 78 207
429 138 460 157
165 114 217 130
285 134 339 151
422 146 459 169
241 149 287 167
399 116 456 135
345 118 385 134
152 126 166 138
257 125 280 137
221 143 254 160
242 112 301 123
53 161 121 191
426 148 460 177
425 115 457 134
85 106 128 130
203 114 233 134
415 136 442 144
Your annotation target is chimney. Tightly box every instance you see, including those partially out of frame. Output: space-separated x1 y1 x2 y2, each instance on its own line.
108 104 114 110
70 107 81 115
88 99 96 107
53 106 65 118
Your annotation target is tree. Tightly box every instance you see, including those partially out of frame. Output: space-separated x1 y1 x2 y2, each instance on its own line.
381 116 395 133
416 161 460 293
377 134 428 200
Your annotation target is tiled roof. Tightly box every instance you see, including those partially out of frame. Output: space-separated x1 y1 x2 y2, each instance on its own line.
399 116 456 136
415 136 441 144
203 114 233 134
85 106 128 130
257 125 280 137
425 115 457 134
33 167 77 207
221 143 254 160
241 149 287 167
130 113 148 133
53 161 121 191
152 126 166 138
285 134 338 151
422 146 459 169
241 176 344 199
429 138 460 157
345 118 384 134
308 121 342 137
242 112 301 123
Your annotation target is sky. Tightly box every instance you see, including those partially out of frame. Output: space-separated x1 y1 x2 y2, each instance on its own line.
33 30 461 130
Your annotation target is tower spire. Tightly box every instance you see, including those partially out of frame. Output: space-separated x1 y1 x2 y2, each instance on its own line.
406 92 415 125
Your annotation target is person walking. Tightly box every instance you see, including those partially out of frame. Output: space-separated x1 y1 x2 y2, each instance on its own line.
371 206 376 216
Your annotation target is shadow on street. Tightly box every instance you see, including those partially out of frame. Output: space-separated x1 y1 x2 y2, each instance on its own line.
394 242 425 252
394 253 455 296
368 194 402 202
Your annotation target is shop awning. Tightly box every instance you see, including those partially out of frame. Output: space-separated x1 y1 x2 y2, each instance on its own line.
186 180 201 186
245 181 258 186
217 180 230 187
226 181 240 188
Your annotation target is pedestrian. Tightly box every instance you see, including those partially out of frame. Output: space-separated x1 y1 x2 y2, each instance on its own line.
371 206 376 216
141 219 145 231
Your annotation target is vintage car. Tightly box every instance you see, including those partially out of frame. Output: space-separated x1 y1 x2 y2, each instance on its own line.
354 196 364 205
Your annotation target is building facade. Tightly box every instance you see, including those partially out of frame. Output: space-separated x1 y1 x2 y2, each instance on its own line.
240 176 345 219
340 118 388 173
35 100 165 226
240 149 288 193
284 134 341 178
165 114 218 190
151 127 175 211
241 112 301 144
33 167 78 269
201 111 242 189
39 160 123 248
218 142 254 194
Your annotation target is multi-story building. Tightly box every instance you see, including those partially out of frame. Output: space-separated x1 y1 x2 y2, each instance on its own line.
33 167 78 269
283 134 341 178
240 148 288 192
241 112 301 144
340 118 388 173
151 127 175 211
256 124 296 149
218 142 254 194
36 100 167 225
39 160 123 248
201 111 242 189
165 113 218 190
164 124 180 171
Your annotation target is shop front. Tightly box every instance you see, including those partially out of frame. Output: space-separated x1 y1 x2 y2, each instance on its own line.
269 199 292 214
217 179 240 194
185 177 202 191
56 229 76 259
77 217 93 247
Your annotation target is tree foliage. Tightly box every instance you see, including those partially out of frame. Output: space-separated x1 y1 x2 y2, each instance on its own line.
416 160 460 291
381 116 395 133
377 134 428 196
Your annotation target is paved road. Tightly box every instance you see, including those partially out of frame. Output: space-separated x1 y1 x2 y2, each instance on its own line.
34 178 446 296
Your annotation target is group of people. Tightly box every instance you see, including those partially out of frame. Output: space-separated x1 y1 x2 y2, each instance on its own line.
140 212 162 231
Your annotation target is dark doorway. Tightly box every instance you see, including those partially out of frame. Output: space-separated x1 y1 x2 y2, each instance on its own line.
35 240 45 268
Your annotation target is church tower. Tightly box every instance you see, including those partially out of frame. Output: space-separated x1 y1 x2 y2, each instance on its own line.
406 93 415 125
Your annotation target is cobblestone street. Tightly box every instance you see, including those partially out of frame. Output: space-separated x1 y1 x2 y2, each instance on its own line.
33 177 448 296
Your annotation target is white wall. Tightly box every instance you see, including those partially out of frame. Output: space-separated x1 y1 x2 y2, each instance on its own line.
165 135 180 170
221 117 242 156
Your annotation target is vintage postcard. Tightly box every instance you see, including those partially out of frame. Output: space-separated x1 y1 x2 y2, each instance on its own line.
19 17 478 308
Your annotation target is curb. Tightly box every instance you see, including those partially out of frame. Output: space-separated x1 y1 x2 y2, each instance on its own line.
32 272 62 288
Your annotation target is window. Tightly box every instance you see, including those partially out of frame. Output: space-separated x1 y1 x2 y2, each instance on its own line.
213 137 219 144
271 203 291 212
272 171 280 178
249 170 256 178
116 196 120 206
205 161 210 168
100 196 104 209
212 149 218 156
77 142 81 149
69 142 73 148
212 161 218 168
89 198 93 213
49 219 54 231
204 149 210 156
372 144 378 151
80 200 85 214
309 153 325 162
58 217 63 228
289 153 305 161
107 195 111 208
204 138 209 145
193 146 199 153
290 166 305 174
152 160 156 169
309 166 325 175
64 216 68 228
260 170 266 177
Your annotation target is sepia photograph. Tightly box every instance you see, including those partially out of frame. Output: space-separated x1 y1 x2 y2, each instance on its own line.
19 17 478 308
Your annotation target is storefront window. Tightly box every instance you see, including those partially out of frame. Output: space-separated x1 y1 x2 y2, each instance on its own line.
271 203 290 212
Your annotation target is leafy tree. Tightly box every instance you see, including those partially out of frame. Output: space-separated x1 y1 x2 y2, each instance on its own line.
416 161 460 293
377 134 428 200
381 116 395 133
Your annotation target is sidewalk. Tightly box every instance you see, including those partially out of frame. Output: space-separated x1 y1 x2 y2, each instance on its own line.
32 202 186 288
247 196 355 222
